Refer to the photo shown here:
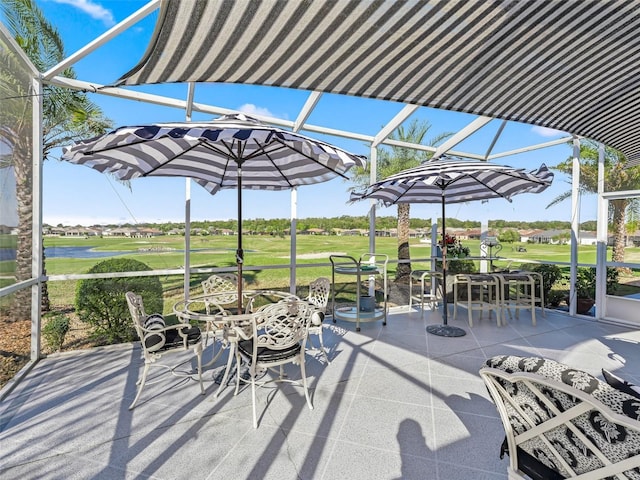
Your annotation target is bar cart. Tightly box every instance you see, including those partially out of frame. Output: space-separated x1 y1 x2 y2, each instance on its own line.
329 253 388 331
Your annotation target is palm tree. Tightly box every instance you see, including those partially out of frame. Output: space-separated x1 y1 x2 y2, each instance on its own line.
625 201 640 247
1 0 112 320
351 119 451 282
547 139 640 267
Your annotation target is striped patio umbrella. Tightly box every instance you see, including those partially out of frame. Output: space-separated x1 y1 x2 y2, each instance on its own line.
351 157 553 337
62 113 367 312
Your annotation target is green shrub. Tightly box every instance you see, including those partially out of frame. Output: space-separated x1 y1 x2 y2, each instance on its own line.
529 264 563 304
75 258 163 343
546 289 566 307
42 312 70 352
437 259 476 275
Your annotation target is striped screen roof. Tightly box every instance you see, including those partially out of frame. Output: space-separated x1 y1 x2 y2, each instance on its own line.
117 0 640 165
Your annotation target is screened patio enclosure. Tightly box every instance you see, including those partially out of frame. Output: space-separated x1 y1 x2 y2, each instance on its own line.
3 0 640 387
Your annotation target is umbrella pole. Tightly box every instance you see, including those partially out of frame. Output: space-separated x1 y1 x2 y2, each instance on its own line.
426 194 466 337
442 196 448 324
236 167 244 314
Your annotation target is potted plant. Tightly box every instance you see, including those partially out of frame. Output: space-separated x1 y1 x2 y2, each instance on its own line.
573 267 619 315
575 267 596 314
435 234 475 302
441 234 471 259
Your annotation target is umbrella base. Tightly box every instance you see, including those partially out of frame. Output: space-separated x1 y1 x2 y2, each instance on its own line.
426 324 466 337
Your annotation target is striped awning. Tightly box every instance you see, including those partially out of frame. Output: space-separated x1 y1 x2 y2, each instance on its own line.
117 0 640 165
350 157 554 206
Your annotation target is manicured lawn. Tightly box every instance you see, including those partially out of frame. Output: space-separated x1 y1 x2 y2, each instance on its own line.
44 234 603 274
45 234 400 312
42 234 640 313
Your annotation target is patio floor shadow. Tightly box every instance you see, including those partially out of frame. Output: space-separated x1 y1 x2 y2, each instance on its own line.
2 306 639 479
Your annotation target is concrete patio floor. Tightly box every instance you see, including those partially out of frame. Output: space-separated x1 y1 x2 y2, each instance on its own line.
2 305 640 480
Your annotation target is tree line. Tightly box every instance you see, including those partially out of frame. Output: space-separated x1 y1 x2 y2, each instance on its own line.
48 216 591 233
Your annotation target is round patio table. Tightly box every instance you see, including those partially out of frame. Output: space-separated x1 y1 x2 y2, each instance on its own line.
173 290 299 397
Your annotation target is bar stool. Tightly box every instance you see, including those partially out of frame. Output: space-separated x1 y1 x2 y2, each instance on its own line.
525 270 546 318
409 270 442 316
452 273 502 327
495 272 539 326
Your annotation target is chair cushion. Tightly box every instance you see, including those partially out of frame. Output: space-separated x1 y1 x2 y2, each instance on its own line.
603 369 640 399
143 314 166 352
164 326 201 348
311 311 325 326
499 437 565 480
237 339 301 362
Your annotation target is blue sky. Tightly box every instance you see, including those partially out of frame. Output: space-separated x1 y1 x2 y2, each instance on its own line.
23 1 595 226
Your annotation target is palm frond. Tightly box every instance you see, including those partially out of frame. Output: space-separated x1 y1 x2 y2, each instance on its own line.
545 191 572 209
1 0 114 160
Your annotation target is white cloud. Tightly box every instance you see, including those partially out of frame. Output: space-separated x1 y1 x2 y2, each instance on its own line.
52 0 115 27
237 103 275 118
532 125 566 137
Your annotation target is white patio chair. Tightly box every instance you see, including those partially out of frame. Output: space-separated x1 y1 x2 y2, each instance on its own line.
305 277 331 363
481 355 640 479
230 300 314 428
243 289 299 314
201 273 243 346
201 273 241 314
125 292 204 410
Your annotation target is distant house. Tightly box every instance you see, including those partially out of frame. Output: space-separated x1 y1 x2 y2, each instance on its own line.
528 229 571 245
43 225 63 236
104 227 138 237
579 231 597 246
465 229 483 240
518 229 543 243
438 228 469 240
338 228 366 236
453 228 470 240
626 230 640 246
522 229 606 246
302 228 327 235
65 227 100 237
0 224 17 235
577 231 615 246
134 228 163 238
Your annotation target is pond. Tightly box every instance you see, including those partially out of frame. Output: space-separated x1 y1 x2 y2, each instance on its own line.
45 246 131 259
43 246 242 259
0 248 16 261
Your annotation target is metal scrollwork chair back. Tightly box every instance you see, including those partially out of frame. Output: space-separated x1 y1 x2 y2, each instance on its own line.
201 273 241 314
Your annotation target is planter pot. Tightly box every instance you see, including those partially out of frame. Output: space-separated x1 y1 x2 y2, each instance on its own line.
576 297 595 315
359 295 375 312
